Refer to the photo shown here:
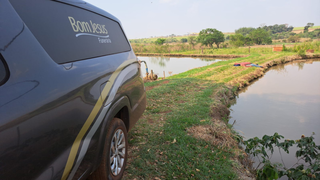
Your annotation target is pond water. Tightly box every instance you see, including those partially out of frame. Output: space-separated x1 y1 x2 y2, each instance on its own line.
229 60 320 176
137 56 227 77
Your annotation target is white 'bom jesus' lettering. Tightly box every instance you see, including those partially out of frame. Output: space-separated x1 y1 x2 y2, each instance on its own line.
68 16 108 34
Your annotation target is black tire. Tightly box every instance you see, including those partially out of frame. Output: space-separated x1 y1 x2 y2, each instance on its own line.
90 118 128 180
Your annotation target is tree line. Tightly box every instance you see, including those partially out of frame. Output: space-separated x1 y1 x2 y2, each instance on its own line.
153 28 225 48
130 23 320 48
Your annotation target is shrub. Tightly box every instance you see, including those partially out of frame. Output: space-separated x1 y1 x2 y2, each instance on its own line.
245 133 320 180
288 35 300 43
282 44 288 52
180 38 188 43
155 38 166 45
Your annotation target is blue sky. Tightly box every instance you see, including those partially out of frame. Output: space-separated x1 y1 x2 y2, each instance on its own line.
85 0 320 39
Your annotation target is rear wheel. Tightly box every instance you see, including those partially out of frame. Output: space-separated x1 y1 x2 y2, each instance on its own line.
90 118 128 180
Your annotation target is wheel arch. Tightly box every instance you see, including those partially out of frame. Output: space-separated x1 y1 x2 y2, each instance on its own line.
114 105 130 132
91 95 131 173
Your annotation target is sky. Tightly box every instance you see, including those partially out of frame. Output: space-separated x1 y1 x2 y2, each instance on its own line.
85 0 320 39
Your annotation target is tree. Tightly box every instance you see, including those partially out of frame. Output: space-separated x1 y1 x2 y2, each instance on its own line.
304 22 314 33
155 38 166 45
307 22 314 27
188 36 197 49
165 38 178 43
287 35 300 43
313 29 320 38
230 34 244 47
235 27 256 36
249 28 272 45
230 34 253 47
180 38 188 43
261 24 293 34
197 28 225 48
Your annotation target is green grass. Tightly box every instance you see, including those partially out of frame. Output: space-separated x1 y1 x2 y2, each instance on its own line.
125 79 237 179
168 52 296 81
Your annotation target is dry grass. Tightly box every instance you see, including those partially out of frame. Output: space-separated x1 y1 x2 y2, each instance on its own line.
187 122 236 148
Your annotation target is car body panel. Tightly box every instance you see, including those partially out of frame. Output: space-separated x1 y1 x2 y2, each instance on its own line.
0 0 146 179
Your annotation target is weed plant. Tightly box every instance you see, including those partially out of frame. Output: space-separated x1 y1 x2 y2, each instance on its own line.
292 41 320 52
245 133 320 180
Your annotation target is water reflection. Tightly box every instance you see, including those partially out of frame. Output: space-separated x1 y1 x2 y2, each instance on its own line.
266 60 314 74
138 56 228 77
268 63 287 73
148 56 170 67
229 60 320 178
238 60 317 94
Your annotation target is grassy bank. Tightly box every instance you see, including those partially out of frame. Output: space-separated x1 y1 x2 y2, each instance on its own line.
124 79 242 179
124 47 320 179
133 41 320 56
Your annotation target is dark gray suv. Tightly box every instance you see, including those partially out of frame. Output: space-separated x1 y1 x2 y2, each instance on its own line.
0 0 146 179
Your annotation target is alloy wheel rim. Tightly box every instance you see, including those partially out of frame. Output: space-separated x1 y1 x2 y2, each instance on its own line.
110 129 126 176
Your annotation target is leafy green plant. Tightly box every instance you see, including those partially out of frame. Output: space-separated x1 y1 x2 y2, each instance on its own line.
180 38 188 43
298 49 306 56
282 44 288 52
155 38 166 45
244 133 320 180
188 36 198 49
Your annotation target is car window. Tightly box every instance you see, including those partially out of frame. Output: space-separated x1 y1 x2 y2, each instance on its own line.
10 0 131 64
0 55 9 86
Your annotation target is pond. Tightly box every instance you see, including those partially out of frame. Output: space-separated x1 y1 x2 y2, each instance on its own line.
137 56 228 77
229 59 320 177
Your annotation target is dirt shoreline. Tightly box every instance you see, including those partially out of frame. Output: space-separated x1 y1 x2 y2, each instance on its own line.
229 54 320 89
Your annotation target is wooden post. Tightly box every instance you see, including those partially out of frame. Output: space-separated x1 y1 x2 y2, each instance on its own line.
201 47 203 54
163 71 165 79
249 47 250 53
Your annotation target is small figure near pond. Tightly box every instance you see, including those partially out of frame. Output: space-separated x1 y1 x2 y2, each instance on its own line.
234 62 263 68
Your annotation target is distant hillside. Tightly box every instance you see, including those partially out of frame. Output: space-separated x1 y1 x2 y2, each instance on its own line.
293 26 320 30
292 26 320 33
129 32 235 43
129 25 320 42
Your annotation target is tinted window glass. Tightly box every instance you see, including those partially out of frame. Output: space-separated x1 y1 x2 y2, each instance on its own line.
0 55 9 86
10 0 131 64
